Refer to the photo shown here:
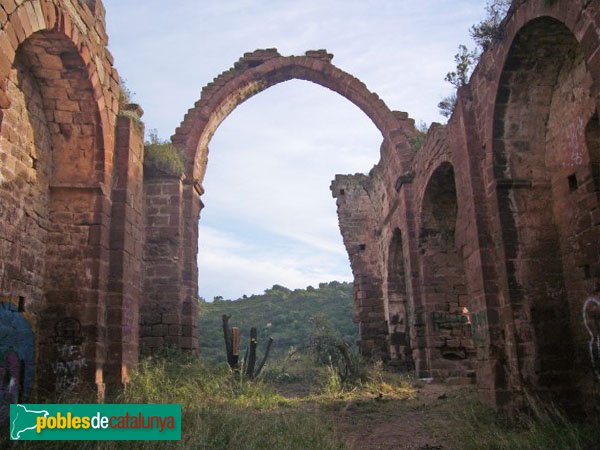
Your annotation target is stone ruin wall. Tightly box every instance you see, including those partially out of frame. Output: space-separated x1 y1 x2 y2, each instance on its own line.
332 0 600 413
0 0 143 407
0 0 599 418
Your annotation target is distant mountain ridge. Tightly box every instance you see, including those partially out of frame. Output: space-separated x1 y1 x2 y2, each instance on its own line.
198 281 357 362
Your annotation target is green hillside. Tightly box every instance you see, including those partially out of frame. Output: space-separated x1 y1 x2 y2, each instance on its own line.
198 281 357 363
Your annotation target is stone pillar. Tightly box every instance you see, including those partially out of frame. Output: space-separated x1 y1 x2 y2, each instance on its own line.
180 181 202 352
397 180 430 378
332 174 388 359
455 87 520 406
141 171 185 353
105 105 145 386
41 182 111 398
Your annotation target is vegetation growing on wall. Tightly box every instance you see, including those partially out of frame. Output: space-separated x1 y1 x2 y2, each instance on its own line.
144 130 185 176
470 0 512 51
438 0 511 118
118 77 134 111
409 121 430 150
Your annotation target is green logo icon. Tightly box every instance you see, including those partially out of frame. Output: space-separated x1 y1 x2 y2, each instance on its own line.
10 404 181 440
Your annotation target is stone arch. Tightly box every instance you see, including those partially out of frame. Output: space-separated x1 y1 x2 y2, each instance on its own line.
0 1 116 397
385 228 413 368
418 162 476 381
172 49 411 182
140 49 413 354
493 15 600 406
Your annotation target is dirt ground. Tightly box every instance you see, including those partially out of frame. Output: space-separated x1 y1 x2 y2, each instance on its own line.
337 383 474 450
278 382 476 450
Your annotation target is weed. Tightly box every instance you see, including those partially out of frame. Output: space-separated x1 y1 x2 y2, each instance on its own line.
1 349 342 449
460 394 600 450
144 130 185 176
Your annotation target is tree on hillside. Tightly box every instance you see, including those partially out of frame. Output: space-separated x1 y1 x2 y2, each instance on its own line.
198 282 356 362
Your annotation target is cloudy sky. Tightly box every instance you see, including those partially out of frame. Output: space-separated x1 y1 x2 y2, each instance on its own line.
102 0 485 300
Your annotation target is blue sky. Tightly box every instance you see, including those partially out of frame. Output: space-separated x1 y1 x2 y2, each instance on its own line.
102 0 485 300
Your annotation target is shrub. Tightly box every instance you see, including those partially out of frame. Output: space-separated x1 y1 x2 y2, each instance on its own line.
144 130 185 176
118 77 134 111
444 45 478 89
438 45 477 119
409 121 429 150
438 93 457 119
308 315 366 384
438 1 511 119
470 0 512 51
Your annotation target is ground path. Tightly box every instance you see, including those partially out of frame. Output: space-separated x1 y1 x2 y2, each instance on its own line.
277 382 475 449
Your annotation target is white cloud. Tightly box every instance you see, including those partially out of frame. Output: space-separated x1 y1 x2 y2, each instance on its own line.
198 226 351 300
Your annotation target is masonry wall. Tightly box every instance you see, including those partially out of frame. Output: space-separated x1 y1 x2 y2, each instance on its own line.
106 107 145 385
0 0 123 403
332 172 388 358
332 0 600 413
141 173 185 352
2 0 600 419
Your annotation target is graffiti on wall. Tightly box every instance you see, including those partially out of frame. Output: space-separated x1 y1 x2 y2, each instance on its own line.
470 311 489 346
389 312 414 367
0 299 35 423
431 310 470 331
51 318 86 392
564 116 585 167
583 296 600 380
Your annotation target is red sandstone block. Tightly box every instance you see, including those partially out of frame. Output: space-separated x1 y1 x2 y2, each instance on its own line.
162 313 179 325
3 23 18 54
151 324 167 336
161 183 182 195
35 68 61 81
24 1 40 31
164 336 179 346
53 109 73 123
0 42 13 77
87 224 102 246
0 33 15 66
142 312 161 325
1 0 16 15
0 89 10 109
142 337 164 348
55 97 80 112
31 0 45 28
180 338 195 349
180 324 194 337
10 14 26 44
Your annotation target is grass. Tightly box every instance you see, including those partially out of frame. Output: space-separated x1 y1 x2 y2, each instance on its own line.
313 361 416 402
1 349 343 449
144 132 185 177
118 349 343 449
262 348 416 404
459 394 600 450
3 348 599 449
